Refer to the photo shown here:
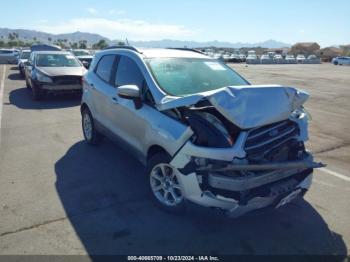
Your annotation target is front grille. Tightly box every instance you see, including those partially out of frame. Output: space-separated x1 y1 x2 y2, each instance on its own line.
52 76 81 85
245 120 300 161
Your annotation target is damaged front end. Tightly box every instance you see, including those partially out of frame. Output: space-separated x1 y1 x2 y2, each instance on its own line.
163 85 325 217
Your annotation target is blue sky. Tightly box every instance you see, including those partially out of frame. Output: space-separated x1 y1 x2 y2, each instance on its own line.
0 0 349 46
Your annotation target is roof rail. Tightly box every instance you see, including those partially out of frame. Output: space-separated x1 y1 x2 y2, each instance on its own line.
103 45 142 53
167 47 204 55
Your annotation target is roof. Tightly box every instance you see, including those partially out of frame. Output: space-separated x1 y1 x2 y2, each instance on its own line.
103 47 209 59
140 48 208 58
33 51 70 55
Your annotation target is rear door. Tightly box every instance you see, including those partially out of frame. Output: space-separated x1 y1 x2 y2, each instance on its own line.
89 54 117 129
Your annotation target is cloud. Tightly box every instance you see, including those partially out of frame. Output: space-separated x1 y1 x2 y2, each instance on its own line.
109 9 126 15
34 17 193 40
86 8 98 15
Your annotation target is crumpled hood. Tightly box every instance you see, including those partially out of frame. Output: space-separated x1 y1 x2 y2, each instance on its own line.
38 66 86 77
158 85 309 129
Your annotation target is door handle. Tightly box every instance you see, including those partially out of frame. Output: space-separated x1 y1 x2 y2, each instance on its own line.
111 97 118 104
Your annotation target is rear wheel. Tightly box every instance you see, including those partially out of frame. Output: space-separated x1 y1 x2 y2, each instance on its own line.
147 153 186 213
82 108 103 145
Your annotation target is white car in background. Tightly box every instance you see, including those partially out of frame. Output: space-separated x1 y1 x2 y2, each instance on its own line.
332 56 350 66
239 54 246 62
246 54 259 64
296 54 306 64
306 55 321 64
260 54 273 64
285 55 297 64
273 54 284 64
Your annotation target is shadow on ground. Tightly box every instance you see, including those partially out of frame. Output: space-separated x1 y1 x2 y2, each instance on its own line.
8 87 81 110
8 72 23 81
55 140 348 256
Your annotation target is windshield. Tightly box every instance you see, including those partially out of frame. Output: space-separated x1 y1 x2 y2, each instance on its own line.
146 58 248 96
72 50 90 56
20 52 30 59
36 54 81 67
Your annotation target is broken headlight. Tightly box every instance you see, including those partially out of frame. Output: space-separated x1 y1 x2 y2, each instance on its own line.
291 108 312 121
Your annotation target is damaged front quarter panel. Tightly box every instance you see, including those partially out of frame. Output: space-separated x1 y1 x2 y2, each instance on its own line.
165 85 325 217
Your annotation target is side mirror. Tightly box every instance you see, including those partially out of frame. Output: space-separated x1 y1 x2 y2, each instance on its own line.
118 85 142 109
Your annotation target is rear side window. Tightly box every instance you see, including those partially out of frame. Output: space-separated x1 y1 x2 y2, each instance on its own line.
95 55 115 83
115 56 144 88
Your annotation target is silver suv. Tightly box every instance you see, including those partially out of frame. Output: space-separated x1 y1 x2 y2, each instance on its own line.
81 47 324 217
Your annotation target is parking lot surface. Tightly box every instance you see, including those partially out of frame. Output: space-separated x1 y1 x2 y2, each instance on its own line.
0 64 349 255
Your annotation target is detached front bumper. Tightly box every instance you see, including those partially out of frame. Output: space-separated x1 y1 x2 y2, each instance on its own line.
170 139 325 218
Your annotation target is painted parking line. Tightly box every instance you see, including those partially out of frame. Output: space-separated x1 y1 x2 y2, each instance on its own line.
0 65 6 146
319 167 350 183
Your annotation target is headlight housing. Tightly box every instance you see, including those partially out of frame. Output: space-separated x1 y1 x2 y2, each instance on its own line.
290 107 311 122
36 71 53 83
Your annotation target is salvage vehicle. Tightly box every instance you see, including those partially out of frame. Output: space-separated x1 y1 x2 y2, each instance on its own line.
24 51 86 100
81 47 324 217
18 49 31 76
239 54 246 62
273 54 284 64
285 54 297 64
260 54 273 64
332 56 350 66
296 54 306 64
246 53 259 64
306 55 321 64
0 49 18 64
71 49 94 69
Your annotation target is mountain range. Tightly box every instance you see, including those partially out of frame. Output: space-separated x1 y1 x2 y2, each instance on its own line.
0 27 291 48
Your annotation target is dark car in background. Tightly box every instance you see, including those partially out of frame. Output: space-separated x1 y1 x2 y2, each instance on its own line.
71 49 94 69
24 51 86 100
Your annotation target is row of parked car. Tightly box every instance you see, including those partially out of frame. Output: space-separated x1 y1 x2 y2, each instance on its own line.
203 50 322 64
5 44 325 218
247 54 321 64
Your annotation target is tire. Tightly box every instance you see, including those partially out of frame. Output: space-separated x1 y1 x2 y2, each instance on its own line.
25 78 30 89
81 108 103 145
147 153 186 213
31 83 43 101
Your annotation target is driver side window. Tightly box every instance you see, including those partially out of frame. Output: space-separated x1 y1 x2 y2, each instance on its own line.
115 56 154 104
115 56 144 89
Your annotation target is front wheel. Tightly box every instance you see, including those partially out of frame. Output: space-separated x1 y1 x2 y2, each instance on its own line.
82 108 103 145
147 153 186 213
31 83 43 101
